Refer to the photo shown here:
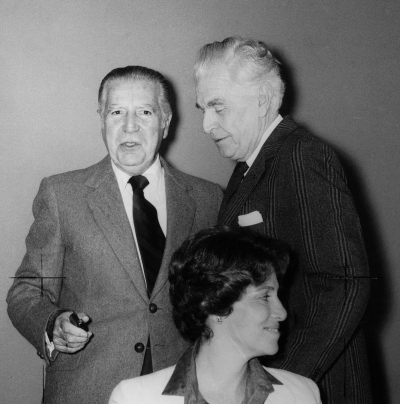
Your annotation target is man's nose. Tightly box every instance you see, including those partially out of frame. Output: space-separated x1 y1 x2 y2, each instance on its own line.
202 110 217 134
123 112 139 133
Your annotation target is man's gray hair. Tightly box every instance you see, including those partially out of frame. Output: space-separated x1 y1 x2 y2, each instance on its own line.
194 37 285 106
98 66 172 118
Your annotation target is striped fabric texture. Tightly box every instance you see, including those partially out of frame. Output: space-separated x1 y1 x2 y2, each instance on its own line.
218 116 372 404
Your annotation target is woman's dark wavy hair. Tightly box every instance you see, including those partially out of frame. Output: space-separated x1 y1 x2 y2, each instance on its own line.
168 225 290 343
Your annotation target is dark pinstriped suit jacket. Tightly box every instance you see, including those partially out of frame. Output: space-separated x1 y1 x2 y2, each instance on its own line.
218 116 372 404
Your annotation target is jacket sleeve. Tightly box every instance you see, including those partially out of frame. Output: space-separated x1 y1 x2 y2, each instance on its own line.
268 137 370 381
7 177 66 362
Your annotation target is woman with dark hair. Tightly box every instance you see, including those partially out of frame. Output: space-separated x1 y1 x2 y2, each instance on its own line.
110 226 321 404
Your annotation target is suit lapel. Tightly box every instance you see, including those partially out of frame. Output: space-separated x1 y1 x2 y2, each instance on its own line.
151 159 196 297
219 146 267 225
218 116 298 226
86 157 148 302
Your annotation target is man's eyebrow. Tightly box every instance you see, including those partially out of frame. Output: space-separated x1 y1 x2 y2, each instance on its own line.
106 103 157 110
139 103 158 111
207 98 224 107
106 103 123 109
196 98 224 110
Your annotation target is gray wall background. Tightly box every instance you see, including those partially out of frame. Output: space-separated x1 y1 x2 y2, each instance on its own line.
1 1 398 403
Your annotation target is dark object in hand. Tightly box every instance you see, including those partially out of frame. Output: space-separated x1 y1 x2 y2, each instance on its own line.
69 312 89 332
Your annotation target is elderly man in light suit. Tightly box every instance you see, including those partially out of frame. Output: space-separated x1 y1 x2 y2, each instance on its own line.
194 37 372 404
7 66 223 404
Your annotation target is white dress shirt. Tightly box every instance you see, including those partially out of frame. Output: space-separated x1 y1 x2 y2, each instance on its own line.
112 154 167 285
45 155 167 356
245 114 283 174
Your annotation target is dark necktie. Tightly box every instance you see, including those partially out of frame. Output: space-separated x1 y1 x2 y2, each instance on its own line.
128 175 165 297
224 161 249 202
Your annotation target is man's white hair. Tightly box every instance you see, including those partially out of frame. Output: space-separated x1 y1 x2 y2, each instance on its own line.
194 36 285 108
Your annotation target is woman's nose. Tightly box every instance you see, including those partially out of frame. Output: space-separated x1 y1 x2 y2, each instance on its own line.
274 297 287 322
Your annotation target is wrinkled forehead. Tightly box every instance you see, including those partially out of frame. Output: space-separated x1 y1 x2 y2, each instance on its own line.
101 78 161 107
195 63 232 92
196 64 256 106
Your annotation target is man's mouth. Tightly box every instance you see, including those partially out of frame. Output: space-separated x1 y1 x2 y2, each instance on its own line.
121 142 140 149
213 136 228 144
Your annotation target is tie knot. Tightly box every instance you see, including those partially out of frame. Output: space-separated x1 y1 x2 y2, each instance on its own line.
128 175 149 192
235 162 249 176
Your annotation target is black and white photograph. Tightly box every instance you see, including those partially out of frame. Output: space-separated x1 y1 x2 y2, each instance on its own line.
1 1 398 403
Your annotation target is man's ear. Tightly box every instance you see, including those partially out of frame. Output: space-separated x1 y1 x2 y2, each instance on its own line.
258 83 274 117
97 102 104 118
98 110 106 139
162 114 172 139
97 105 104 125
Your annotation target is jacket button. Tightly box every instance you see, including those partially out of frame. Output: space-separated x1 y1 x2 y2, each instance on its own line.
134 343 145 353
37 351 44 359
149 303 158 313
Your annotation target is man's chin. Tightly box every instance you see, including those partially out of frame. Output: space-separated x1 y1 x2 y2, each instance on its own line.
114 160 149 176
217 146 233 159
218 148 240 161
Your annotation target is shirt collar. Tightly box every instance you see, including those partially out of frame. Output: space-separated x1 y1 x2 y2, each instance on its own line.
244 358 282 404
162 346 282 404
162 345 205 404
111 154 163 193
246 114 283 169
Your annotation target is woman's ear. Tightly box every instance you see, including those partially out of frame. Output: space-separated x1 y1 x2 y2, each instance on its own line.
209 315 223 325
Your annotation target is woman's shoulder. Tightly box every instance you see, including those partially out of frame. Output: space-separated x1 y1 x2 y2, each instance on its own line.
109 365 176 404
264 366 315 384
262 367 322 404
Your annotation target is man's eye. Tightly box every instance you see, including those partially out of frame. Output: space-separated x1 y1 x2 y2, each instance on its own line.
143 110 152 115
111 110 121 115
215 108 224 114
262 294 270 301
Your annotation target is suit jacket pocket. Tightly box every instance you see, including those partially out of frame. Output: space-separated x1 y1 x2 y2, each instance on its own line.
46 348 83 372
246 221 266 235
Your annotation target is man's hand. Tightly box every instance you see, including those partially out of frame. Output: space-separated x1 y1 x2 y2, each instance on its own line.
52 311 92 353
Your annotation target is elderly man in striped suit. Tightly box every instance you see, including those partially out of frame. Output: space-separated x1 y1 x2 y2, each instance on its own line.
194 36 372 404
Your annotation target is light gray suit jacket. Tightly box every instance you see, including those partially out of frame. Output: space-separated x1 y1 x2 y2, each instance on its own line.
109 366 322 404
7 155 223 404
